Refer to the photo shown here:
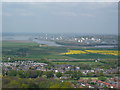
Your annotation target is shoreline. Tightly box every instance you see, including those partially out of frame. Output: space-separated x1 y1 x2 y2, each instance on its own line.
2 40 34 43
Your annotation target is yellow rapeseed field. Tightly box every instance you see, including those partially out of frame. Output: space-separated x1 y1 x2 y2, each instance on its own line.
85 50 119 56
61 50 87 55
61 50 119 56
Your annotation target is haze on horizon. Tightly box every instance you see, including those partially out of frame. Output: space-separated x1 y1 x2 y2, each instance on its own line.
2 2 118 35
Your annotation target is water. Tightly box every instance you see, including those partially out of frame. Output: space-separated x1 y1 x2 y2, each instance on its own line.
95 45 116 48
2 35 30 40
2 34 117 47
3 35 62 46
33 39 62 46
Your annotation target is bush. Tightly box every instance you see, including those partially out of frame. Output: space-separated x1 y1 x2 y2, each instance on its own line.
98 76 107 81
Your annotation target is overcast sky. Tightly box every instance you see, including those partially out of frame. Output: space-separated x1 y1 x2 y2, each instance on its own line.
2 2 118 34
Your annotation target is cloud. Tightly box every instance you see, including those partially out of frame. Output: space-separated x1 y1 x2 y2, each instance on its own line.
52 11 95 18
52 11 77 16
20 12 33 16
3 12 12 16
79 13 94 17
3 11 34 17
3 2 117 18
3 4 34 17
2 1 117 34
2 0 119 2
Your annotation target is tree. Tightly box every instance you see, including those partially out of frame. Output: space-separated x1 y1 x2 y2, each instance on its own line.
87 72 94 77
50 84 61 88
71 71 82 80
17 48 29 57
56 72 62 78
17 70 25 78
98 76 107 81
65 71 73 74
21 84 29 88
45 71 54 78
9 80 20 88
36 70 43 77
28 70 39 78
7 70 17 76
61 82 73 88
28 82 39 88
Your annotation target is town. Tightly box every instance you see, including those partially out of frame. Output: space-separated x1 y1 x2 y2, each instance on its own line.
2 59 120 88
32 33 118 47
2 33 119 88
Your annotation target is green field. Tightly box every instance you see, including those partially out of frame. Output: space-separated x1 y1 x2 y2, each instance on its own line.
2 41 38 47
64 53 117 59
2 40 118 69
2 40 119 88
2 41 118 58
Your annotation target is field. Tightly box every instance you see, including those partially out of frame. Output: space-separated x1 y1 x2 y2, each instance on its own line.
2 40 38 47
2 40 118 58
61 50 119 56
61 50 88 55
2 40 119 88
2 40 118 69
2 40 118 60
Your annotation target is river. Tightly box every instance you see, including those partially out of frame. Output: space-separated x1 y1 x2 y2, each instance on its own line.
2 35 117 47
3 35 62 46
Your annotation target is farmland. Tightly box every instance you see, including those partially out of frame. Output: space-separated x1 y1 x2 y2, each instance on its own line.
2 40 119 60
2 40 119 88
2 40 118 68
61 50 119 56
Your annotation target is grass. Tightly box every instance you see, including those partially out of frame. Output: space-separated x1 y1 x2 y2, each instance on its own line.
80 77 111 79
2 40 118 62
26 55 75 59
52 62 104 65
80 77 98 80
2 41 39 47
64 53 118 59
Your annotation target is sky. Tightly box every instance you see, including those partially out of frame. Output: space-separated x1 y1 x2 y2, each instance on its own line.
2 2 118 34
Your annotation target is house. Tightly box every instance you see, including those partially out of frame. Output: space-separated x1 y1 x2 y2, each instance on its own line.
60 76 69 80
97 80 120 88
